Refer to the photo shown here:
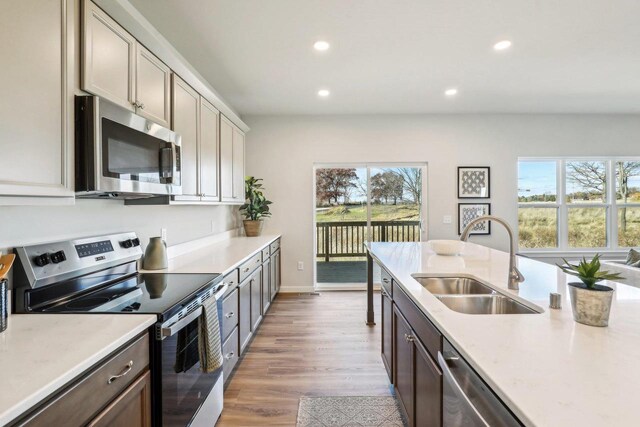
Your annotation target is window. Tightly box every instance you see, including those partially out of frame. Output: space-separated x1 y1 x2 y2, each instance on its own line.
518 158 640 251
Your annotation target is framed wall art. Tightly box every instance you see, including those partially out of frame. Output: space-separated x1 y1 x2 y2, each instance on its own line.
458 203 491 235
458 166 490 198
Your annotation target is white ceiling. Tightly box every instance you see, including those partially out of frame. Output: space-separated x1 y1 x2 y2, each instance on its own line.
128 0 640 115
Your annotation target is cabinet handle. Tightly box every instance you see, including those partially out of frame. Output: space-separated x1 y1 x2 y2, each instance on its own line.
227 280 234 285
225 352 235 360
139 103 145 109
404 333 414 342
382 278 390 283
380 290 389 298
244 267 250 273
108 360 134 384
225 311 235 318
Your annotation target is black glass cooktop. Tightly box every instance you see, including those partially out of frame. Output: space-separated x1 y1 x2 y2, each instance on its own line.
39 273 222 321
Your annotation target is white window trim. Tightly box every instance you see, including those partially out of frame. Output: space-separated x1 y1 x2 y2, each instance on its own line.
518 156 640 255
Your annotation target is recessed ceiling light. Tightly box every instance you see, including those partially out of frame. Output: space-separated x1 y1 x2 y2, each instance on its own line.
313 41 330 51
493 40 512 51
444 88 458 97
318 89 330 97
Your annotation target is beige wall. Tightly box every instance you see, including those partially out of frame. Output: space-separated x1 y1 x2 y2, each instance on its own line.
244 114 640 291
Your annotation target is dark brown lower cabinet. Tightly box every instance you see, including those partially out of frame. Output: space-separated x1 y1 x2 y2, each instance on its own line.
87 371 152 427
250 268 263 331
239 276 252 353
381 288 393 382
393 304 442 427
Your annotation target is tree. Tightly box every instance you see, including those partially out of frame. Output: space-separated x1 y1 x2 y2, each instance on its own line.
315 168 357 205
371 171 404 205
394 168 422 203
567 161 640 232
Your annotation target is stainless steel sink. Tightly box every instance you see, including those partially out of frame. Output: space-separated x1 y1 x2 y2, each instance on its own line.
413 277 495 295
435 295 539 315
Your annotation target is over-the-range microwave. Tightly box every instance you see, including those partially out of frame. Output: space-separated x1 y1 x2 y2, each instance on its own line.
75 95 182 199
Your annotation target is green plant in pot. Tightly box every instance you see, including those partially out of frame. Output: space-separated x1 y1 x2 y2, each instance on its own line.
557 255 624 327
240 176 272 237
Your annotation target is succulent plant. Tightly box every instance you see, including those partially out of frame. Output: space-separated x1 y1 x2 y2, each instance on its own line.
557 255 624 289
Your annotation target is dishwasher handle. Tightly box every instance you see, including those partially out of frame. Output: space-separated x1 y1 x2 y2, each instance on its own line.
438 351 490 427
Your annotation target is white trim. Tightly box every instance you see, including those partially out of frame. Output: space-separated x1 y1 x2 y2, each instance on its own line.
278 285 316 293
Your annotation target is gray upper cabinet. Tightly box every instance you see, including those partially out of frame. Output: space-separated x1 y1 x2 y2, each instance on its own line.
199 97 220 201
82 0 170 127
171 75 200 200
82 0 136 110
135 44 171 127
220 115 245 204
0 0 74 201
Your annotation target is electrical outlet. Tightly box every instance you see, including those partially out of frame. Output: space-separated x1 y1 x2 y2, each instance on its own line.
161 228 167 242
443 215 452 224
297 261 304 271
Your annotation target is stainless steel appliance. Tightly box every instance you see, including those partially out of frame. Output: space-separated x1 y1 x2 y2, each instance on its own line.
12 232 224 426
75 96 182 199
439 339 521 427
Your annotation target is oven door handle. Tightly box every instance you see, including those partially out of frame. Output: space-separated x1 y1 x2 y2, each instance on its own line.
161 306 203 338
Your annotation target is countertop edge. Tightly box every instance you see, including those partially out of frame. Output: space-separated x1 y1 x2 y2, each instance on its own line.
0 315 157 426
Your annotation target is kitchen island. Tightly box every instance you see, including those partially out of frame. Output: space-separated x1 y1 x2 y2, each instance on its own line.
367 241 640 426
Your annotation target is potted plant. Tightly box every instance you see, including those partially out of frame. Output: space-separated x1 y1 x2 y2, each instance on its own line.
240 176 272 237
557 255 624 327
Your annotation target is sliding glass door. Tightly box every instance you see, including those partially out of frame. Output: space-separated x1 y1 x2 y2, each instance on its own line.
315 164 427 286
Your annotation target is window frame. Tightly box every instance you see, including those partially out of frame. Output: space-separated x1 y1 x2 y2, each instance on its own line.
518 157 640 254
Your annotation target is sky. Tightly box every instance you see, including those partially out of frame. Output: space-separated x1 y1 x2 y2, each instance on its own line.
518 161 557 198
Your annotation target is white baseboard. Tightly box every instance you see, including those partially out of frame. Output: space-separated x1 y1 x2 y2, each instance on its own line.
278 285 316 293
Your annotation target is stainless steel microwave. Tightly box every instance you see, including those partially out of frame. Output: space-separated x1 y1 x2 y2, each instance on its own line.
75 95 182 199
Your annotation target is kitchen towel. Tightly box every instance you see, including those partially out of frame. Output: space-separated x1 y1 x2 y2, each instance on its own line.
198 295 224 373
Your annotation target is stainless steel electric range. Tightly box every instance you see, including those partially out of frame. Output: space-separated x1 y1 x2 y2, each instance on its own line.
12 232 225 427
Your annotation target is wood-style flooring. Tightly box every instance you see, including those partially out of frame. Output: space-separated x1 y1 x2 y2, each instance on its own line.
217 291 390 426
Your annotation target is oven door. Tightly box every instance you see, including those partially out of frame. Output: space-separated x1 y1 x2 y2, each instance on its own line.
156 287 226 426
78 96 182 196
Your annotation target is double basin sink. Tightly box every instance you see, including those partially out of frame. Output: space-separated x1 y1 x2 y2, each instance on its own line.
413 277 540 315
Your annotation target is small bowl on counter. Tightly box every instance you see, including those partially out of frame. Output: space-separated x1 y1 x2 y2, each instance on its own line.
428 240 464 256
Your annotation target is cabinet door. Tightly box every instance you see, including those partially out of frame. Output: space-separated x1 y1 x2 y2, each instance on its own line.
381 290 393 383
275 251 281 294
269 254 277 302
0 0 73 199
135 44 170 127
393 305 414 426
87 371 152 427
171 75 199 199
238 277 252 354
232 126 246 202
220 115 234 201
199 97 220 201
414 338 442 427
262 260 271 313
82 0 135 110
250 269 263 331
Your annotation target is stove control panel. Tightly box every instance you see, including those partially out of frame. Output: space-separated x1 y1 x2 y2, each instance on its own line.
14 232 143 289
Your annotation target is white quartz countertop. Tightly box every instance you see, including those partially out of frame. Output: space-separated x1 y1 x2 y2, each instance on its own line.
146 235 281 275
368 241 640 427
0 314 156 425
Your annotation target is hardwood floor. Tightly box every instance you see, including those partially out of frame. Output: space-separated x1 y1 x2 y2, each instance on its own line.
217 291 390 426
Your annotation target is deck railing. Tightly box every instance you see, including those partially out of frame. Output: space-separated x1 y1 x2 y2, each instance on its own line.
316 220 421 261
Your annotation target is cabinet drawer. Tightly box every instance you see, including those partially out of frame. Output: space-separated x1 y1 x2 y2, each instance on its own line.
394 285 441 361
262 247 270 262
222 326 239 384
222 270 239 297
222 288 239 342
21 333 149 427
270 239 280 254
239 252 262 282
380 267 393 297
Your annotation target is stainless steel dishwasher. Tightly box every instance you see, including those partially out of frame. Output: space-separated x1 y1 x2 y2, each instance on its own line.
438 339 522 427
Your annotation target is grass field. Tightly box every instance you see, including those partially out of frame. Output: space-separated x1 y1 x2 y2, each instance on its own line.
316 203 420 222
518 207 640 248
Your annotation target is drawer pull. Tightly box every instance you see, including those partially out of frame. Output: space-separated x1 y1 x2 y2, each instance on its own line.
225 352 235 360
108 360 134 384
225 311 235 318
382 278 390 283
244 267 250 273
404 333 415 342
227 280 234 285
